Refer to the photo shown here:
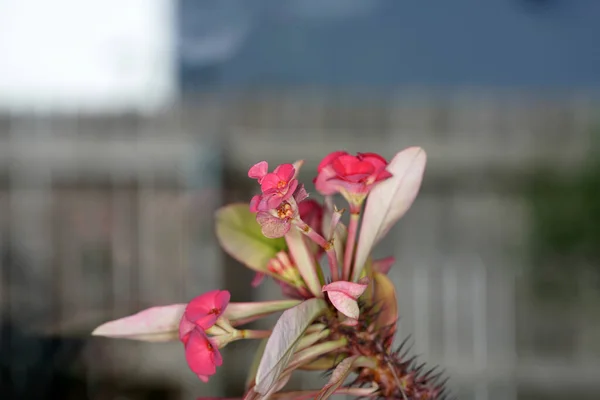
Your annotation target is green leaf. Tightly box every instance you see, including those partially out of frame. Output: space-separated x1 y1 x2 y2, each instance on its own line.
315 356 359 400
255 298 327 395
285 228 322 297
225 299 301 327
216 203 287 275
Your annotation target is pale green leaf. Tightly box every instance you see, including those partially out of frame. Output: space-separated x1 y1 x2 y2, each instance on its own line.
216 203 287 275
353 147 426 281
255 298 327 395
284 228 322 297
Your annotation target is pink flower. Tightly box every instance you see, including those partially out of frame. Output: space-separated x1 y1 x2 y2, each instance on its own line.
314 151 393 204
322 279 369 319
182 328 223 382
183 290 231 330
248 162 298 211
179 290 230 382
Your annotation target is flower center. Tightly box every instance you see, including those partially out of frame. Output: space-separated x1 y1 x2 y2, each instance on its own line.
277 180 287 189
276 203 294 219
209 307 220 315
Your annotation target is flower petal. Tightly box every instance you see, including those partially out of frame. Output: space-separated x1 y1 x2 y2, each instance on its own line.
294 184 309 204
317 151 348 172
248 161 268 180
281 179 298 201
322 280 368 300
257 212 291 239
314 166 339 195
274 163 295 181
326 291 359 319
249 195 261 213
179 314 196 343
185 329 219 377
185 290 230 329
260 173 281 192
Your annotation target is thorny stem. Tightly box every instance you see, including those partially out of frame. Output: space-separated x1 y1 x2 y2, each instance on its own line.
344 212 360 281
294 218 340 281
240 329 272 340
388 359 409 400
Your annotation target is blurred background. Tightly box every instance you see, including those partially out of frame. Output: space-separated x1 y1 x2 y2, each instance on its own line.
1 0 599 399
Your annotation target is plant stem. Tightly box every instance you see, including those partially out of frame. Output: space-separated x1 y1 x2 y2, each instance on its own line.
343 212 360 281
294 219 339 281
240 329 272 340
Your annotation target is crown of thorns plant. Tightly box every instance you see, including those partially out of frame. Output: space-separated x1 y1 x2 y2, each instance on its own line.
92 147 452 399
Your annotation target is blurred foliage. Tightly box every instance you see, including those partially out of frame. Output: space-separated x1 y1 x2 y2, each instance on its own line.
527 127 600 303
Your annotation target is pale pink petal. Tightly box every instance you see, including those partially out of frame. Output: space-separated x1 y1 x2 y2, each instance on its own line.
256 212 290 239
313 166 339 195
179 314 196 343
293 185 308 205
326 291 359 319
197 375 210 383
258 193 278 211
372 256 395 274
274 163 295 181
249 195 261 213
322 280 368 300
248 161 268 180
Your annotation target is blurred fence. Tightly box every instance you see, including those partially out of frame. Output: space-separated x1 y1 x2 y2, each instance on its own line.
0 90 599 399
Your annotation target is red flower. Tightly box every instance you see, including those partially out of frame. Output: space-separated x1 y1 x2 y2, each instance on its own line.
182 328 223 382
183 290 231 330
179 290 230 382
314 151 393 201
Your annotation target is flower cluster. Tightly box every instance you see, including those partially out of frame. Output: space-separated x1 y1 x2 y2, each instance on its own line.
92 148 450 399
178 290 230 381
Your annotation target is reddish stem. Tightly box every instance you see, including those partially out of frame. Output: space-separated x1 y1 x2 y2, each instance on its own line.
294 219 339 281
343 212 360 281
